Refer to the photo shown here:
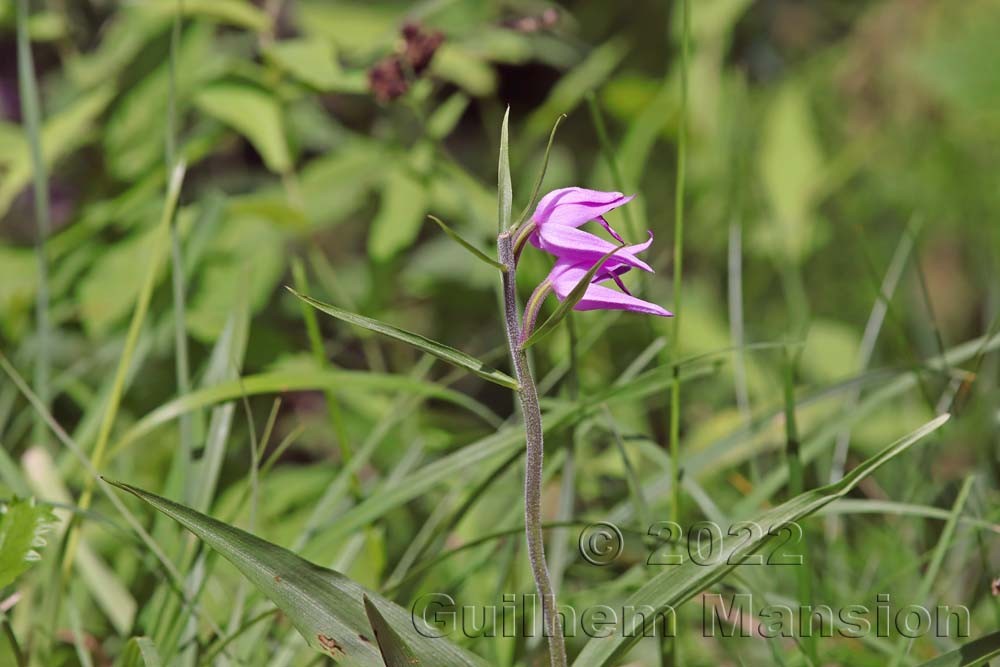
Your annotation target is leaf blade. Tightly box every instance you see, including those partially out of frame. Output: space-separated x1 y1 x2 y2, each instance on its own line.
571 414 951 667
106 481 487 667
497 106 512 233
288 288 519 389
427 215 504 270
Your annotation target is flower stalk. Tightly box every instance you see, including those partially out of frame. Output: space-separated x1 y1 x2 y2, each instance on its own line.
497 229 568 667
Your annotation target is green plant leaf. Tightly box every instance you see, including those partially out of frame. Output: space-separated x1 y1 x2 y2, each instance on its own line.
263 37 342 91
497 106 512 233
288 288 519 389
194 83 291 173
363 595 422 666
427 215 504 270
520 245 625 349
105 481 487 667
0 497 56 589
109 365 502 459
514 113 565 227
572 413 951 667
368 166 427 262
914 630 1000 667
118 636 162 667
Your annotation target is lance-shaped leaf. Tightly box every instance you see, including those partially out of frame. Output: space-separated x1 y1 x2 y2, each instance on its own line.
288 288 518 390
572 413 951 667
363 595 422 666
914 630 1000 667
520 245 625 349
514 113 566 227
106 480 488 667
498 106 512 233
427 215 504 271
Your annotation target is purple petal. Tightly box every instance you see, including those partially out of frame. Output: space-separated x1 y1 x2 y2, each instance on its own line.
548 262 672 317
536 226 653 273
532 187 635 229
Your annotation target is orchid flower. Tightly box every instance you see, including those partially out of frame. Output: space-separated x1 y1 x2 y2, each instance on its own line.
517 188 672 340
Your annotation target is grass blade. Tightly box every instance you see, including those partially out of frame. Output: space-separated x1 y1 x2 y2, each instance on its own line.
363 595 422 666
289 288 518 389
106 481 487 666
572 413 950 667
427 215 504 270
63 161 186 576
913 630 1000 667
15 0 52 448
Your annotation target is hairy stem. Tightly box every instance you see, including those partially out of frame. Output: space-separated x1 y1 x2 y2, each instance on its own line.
497 231 567 667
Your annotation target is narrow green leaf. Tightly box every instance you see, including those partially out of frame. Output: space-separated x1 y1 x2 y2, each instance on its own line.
110 366 502 459
105 481 487 667
497 106 512 233
571 414 951 667
363 595 422 666
521 245 625 349
0 497 56 589
914 630 1000 667
514 113 566 227
427 215 504 271
119 637 162 667
289 288 519 389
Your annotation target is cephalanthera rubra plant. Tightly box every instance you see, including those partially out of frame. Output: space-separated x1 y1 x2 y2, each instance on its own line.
290 111 672 666
494 117 671 667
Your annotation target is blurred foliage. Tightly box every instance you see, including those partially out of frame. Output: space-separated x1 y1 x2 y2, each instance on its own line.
0 0 998 665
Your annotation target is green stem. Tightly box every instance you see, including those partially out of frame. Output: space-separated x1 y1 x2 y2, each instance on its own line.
16 0 52 449
497 231 567 667
665 2 690 664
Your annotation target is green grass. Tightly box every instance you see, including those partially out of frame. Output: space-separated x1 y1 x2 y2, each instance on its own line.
2 2 1000 666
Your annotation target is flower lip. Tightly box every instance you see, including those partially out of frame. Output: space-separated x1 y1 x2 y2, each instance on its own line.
536 226 655 274
548 261 673 317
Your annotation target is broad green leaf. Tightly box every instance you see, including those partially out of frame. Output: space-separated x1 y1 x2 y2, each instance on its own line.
289 288 519 389
106 481 488 667
523 38 628 144
756 82 824 263
368 167 427 262
521 246 625 349
194 83 292 173
431 45 497 96
914 630 1000 667
427 215 504 270
299 140 385 226
427 93 470 140
363 596 422 666
0 497 56 589
143 0 269 32
498 106 512 233
104 22 223 180
0 244 37 340
572 414 950 667
0 84 115 218
186 215 285 341
264 37 343 91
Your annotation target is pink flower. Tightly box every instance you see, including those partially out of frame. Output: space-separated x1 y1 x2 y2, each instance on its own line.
518 187 672 331
530 187 634 248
